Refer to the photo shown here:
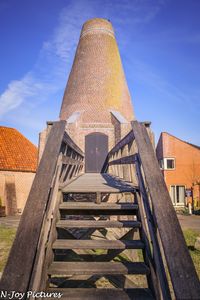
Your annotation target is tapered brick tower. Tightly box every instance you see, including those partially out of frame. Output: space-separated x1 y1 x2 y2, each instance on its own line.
40 18 135 172
60 18 134 124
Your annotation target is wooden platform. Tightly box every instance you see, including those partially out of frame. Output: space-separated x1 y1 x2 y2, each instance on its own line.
62 173 137 193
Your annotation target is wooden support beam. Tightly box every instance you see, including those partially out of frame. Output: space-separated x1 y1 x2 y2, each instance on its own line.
62 155 84 166
109 130 135 156
48 262 150 276
0 121 66 293
62 132 84 157
132 120 200 299
108 154 137 166
96 192 101 204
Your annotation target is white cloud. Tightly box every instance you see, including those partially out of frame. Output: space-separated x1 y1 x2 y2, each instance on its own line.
0 75 36 115
0 0 95 118
0 0 165 120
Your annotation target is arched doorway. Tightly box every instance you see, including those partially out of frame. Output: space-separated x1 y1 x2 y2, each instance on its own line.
85 133 108 173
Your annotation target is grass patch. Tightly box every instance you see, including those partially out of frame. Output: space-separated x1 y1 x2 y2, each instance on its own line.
0 225 199 283
136 229 200 280
183 229 200 279
0 225 16 272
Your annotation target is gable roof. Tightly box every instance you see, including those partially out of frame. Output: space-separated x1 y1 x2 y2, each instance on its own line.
161 132 200 151
0 126 38 172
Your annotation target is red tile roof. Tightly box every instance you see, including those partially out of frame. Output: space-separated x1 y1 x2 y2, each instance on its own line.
0 126 38 172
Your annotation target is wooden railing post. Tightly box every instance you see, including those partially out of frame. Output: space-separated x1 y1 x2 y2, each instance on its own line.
135 157 171 299
114 151 118 176
105 122 200 299
129 140 137 185
0 120 84 294
0 121 67 293
122 145 131 181
29 153 63 290
132 121 200 299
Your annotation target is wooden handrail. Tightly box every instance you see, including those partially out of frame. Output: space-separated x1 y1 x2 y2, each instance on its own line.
108 130 134 156
135 156 171 299
62 155 84 166
105 120 200 299
62 131 84 157
132 121 200 299
108 154 137 166
0 120 84 293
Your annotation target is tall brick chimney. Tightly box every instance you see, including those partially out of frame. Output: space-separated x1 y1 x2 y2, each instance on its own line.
60 18 134 124
39 18 135 171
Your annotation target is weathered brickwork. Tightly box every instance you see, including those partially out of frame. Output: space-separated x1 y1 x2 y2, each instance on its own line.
57 18 134 152
0 126 37 215
39 19 135 170
38 128 48 163
60 18 134 124
0 171 35 215
38 122 55 163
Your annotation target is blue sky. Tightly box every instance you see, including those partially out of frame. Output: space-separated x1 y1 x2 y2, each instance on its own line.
0 0 200 146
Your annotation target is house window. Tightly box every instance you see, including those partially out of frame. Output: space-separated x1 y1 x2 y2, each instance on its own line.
170 185 185 206
166 158 175 169
159 158 175 170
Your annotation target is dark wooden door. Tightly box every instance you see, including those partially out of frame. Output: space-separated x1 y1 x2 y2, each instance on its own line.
85 133 108 173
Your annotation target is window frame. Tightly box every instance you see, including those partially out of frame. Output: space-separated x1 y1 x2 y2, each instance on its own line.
170 185 186 206
159 157 175 170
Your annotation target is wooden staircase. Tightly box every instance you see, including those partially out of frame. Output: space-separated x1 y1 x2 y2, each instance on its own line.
1 121 200 300
46 186 154 299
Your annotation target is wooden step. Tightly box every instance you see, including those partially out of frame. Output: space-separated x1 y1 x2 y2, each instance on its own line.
59 202 138 215
56 220 141 229
47 288 154 300
52 239 144 250
48 262 149 276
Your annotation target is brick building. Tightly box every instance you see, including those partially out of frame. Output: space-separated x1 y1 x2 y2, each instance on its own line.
156 132 200 209
39 18 135 172
0 127 38 215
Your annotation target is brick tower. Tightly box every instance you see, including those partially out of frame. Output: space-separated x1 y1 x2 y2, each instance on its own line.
40 18 135 172
60 18 134 123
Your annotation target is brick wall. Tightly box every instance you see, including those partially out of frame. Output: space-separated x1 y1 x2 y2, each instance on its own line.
156 132 200 207
38 19 135 170
60 18 134 124
0 171 35 215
